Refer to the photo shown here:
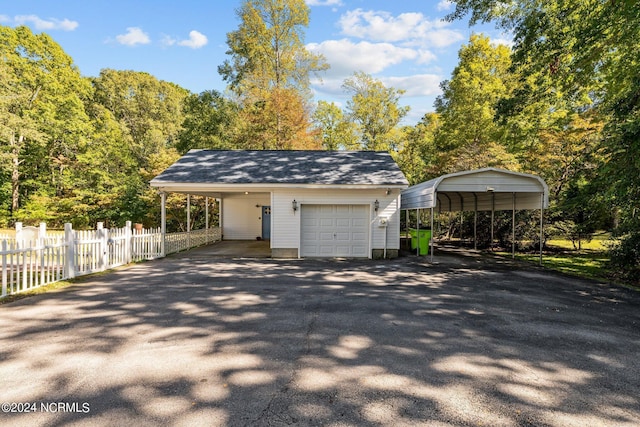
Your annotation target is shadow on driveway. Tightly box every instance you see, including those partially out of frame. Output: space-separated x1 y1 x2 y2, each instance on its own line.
1 251 639 426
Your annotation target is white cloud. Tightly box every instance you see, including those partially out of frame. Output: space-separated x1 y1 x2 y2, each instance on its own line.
178 30 208 49
490 38 514 48
0 15 10 23
13 14 78 31
307 38 417 77
337 9 463 48
380 74 442 97
161 35 177 47
115 27 151 46
436 0 454 12
422 28 465 48
306 0 343 6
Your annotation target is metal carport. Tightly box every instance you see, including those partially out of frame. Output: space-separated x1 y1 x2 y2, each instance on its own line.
400 168 549 262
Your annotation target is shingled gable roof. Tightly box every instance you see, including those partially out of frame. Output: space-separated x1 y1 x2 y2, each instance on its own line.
150 150 409 186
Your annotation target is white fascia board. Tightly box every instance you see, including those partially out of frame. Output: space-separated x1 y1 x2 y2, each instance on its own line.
150 182 408 193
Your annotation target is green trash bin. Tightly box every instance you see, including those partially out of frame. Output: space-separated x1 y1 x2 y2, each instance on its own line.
409 228 431 255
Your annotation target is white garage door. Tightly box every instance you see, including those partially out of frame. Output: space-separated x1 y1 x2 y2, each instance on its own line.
301 204 369 257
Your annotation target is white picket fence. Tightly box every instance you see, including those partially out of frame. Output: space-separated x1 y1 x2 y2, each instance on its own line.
1 222 221 298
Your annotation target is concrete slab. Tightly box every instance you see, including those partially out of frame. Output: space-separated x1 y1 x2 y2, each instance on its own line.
1 252 639 426
176 240 272 258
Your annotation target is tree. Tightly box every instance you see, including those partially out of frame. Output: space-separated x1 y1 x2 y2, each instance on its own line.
91 69 188 169
0 25 91 222
219 0 328 149
65 102 143 227
342 71 409 151
177 90 240 153
311 101 359 151
394 113 439 184
235 87 319 149
431 34 518 174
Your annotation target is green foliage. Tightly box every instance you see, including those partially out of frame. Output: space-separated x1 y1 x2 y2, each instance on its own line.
0 25 91 223
609 232 640 285
342 71 409 151
393 114 438 185
177 90 239 153
219 0 328 149
220 0 328 97
311 101 359 151
91 69 188 169
429 34 519 175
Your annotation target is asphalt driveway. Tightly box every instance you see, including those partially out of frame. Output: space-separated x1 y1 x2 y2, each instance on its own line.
1 249 639 426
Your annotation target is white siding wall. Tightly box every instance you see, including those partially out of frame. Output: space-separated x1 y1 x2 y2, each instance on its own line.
271 188 401 255
222 193 270 240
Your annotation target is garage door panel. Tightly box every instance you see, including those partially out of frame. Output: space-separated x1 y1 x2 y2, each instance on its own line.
319 246 335 255
335 205 351 214
319 232 335 241
336 218 350 227
301 204 369 258
352 218 367 227
335 232 350 241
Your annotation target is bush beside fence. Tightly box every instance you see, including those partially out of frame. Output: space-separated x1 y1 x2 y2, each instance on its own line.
1 221 221 298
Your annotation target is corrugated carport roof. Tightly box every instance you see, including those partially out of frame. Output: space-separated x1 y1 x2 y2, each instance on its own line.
401 168 549 212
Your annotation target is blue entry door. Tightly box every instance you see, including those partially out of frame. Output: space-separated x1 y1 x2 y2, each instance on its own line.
262 206 271 240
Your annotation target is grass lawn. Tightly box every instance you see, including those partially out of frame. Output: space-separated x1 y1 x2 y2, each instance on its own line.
0 280 74 304
508 250 610 281
499 232 616 283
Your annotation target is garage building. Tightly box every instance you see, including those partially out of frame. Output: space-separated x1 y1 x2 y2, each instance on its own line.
150 150 409 258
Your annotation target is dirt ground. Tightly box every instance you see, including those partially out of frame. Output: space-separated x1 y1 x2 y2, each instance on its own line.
1 248 639 426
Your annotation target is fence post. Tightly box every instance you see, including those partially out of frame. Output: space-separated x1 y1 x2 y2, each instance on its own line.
38 222 46 242
15 222 23 248
125 221 132 264
1 240 7 297
65 223 76 279
39 222 46 285
97 222 107 272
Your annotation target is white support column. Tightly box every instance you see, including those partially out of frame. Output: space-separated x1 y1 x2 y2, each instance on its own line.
512 193 516 259
473 193 478 251
205 196 209 230
186 194 191 248
160 192 166 257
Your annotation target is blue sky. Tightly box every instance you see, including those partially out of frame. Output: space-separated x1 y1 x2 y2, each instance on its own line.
1 0 508 124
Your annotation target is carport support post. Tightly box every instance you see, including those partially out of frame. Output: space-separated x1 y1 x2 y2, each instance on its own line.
491 192 495 250
430 207 434 263
540 192 544 265
160 192 166 257
416 208 420 256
